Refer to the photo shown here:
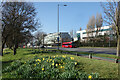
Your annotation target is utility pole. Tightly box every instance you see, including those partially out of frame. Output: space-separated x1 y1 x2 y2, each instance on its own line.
57 4 59 50
57 4 67 50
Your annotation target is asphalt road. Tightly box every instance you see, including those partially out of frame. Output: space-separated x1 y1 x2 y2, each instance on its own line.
51 47 117 55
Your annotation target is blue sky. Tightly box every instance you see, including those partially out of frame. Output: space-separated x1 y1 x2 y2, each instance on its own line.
34 2 106 34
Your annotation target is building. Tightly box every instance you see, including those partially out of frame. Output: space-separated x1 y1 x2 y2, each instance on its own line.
44 32 72 45
76 26 115 41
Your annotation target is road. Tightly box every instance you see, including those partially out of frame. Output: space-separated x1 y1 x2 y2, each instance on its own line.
50 47 117 55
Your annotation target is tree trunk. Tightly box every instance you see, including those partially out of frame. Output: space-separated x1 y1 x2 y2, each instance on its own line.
0 27 2 56
0 42 2 56
117 35 120 56
13 44 18 55
13 47 16 55
1 43 5 56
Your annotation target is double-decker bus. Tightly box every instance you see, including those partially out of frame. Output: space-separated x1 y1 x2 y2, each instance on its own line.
62 42 76 48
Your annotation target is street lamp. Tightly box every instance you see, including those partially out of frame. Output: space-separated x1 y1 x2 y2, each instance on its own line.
57 4 67 50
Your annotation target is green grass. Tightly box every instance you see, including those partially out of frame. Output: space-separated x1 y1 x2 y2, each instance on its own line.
2 48 118 78
58 50 119 59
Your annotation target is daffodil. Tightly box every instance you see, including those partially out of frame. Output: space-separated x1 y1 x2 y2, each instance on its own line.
53 56 55 58
88 75 92 79
52 63 54 66
59 64 61 65
43 58 45 60
39 60 41 62
52 60 54 62
62 55 66 58
38 63 39 64
75 62 77 65
60 66 63 68
42 67 44 71
37 59 41 62
34 64 36 66
36 60 37 61
70 57 74 60
55 64 58 67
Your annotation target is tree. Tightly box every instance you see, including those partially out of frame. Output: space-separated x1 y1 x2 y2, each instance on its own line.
95 13 103 37
70 30 74 41
86 16 95 42
70 30 73 38
34 31 46 46
1 2 37 55
79 27 82 31
0 2 2 56
101 1 120 56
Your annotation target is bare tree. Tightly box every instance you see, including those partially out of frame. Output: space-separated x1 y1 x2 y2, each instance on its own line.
70 30 73 38
101 0 120 56
34 31 46 46
79 27 82 31
86 16 95 41
95 13 103 37
2 2 37 55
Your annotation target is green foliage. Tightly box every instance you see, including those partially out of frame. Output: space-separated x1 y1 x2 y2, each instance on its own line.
3 60 23 73
3 56 99 79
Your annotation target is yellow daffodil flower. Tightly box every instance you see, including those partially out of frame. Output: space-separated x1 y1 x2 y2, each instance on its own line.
42 68 44 71
75 62 77 65
62 55 66 58
55 64 58 66
88 75 92 79
52 63 54 66
43 58 45 60
34 64 36 66
70 57 74 60
60 66 64 68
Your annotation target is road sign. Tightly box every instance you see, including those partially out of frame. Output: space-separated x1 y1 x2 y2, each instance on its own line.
57 37 59 42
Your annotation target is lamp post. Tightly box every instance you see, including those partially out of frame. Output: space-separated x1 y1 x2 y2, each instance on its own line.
57 4 67 50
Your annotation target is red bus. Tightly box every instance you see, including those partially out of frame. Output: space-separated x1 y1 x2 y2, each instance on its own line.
62 42 76 48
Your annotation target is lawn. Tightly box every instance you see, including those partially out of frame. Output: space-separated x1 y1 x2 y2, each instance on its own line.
59 50 119 59
2 48 118 79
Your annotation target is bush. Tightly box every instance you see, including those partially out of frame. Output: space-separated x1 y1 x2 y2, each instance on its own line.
3 56 99 79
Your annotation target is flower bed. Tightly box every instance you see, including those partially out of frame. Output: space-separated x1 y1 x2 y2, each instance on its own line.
3 55 99 79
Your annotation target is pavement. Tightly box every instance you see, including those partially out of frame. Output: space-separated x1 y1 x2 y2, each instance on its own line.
49 47 117 55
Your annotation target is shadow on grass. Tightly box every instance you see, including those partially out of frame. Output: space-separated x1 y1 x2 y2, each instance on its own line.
4 52 11 55
2 60 14 70
23 50 49 55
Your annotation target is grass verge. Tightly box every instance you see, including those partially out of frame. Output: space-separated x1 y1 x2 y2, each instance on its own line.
2 48 118 78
